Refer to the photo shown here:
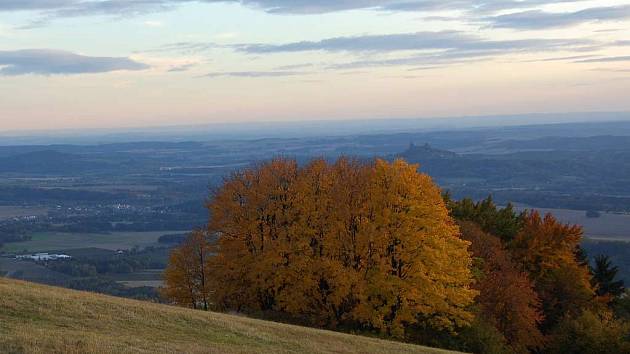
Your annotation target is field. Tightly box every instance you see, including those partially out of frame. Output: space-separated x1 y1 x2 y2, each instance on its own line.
0 206 48 220
112 269 164 288
0 278 455 354
0 257 70 284
2 230 184 253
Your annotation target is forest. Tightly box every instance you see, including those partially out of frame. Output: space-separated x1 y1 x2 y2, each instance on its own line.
163 158 629 354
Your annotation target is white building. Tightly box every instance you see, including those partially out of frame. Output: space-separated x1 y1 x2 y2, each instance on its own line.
16 253 72 261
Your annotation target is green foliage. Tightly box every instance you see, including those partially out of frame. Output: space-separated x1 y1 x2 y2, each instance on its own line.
456 318 513 354
613 292 630 321
445 195 522 242
407 317 513 354
592 255 625 298
548 310 630 354
44 247 169 276
583 240 630 285
47 261 98 277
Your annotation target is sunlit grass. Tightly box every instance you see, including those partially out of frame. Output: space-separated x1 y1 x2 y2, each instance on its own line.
0 278 456 354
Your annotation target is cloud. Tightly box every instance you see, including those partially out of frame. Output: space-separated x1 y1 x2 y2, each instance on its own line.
46 0 174 17
325 43 593 69
590 67 630 73
0 0 77 11
0 0 597 17
234 31 594 55
575 56 630 63
0 49 149 75
0 0 430 14
233 0 591 15
487 5 630 30
158 31 597 70
237 32 473 53
274 63 315 70
168 63 197 72
527 54 600 62
11 1 625 33
203 70 307 78
327 52 485 70
147 42 225 54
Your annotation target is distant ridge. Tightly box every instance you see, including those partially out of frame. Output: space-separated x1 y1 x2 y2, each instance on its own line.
399 143 459 160
0 150 102 174
1 112 629 145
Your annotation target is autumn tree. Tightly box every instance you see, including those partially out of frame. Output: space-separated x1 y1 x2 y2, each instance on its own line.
349 159 476 336
509 211 595 329
192 158 476 337
162 230 213 310
459 221 544 353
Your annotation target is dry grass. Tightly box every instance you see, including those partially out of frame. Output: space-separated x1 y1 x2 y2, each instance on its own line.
0 278 457 354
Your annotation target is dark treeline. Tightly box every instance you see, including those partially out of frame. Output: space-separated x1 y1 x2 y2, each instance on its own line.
46 247 169 277
63 278 158 300
584 241 630 284
36 247 169 301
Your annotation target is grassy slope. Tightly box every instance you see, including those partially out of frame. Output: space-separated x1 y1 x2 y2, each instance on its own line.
0 278 457 354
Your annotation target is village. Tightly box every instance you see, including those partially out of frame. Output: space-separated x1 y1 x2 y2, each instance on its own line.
15 253 72 261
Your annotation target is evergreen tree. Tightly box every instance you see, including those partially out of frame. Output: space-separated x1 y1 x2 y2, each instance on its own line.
447 195 522 242
592 255 625 298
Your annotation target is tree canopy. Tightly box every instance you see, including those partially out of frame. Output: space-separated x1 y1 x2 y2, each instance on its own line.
166 158 477 337
163 157 630 353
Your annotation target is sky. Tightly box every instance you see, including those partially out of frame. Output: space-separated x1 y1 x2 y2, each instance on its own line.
1 0 630 132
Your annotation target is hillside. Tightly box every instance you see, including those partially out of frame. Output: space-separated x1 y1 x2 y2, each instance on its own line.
0 278 456 354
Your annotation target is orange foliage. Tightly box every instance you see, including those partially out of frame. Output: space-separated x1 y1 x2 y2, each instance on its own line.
191 158 476 337
510 211 595 329
459 221 544 353
162 230 213 310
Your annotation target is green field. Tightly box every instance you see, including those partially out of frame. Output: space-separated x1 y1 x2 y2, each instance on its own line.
0 278 455 354
2 230 186 253
117 280 164 288
0 257 71 283
112 269 164 288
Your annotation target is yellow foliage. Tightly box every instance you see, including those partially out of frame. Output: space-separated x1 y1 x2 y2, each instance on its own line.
162 230 213 310
166 158 477 337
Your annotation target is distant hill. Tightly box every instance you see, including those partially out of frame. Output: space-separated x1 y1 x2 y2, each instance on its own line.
0 278 455 354
399 143 459 160
485 135 630 153
0 150 102 174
